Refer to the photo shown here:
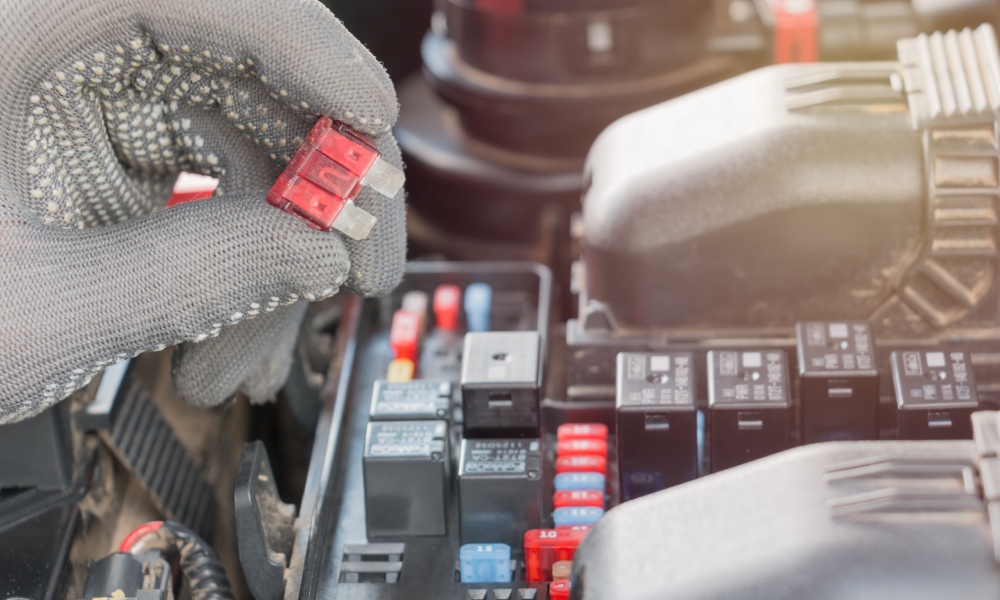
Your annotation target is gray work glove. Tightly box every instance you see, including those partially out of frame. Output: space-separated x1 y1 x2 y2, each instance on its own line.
0 0 406 423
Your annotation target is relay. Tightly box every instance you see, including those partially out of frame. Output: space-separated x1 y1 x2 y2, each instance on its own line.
615 352 698 500
891 350 979 440
461 332 542 438
362 420 449 537
458 438 542 547
708 350 792 472
369 380 452 421
796 321 879 442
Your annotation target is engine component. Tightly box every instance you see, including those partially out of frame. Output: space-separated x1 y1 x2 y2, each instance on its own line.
113 520 233 600
458 438 543 547
0 403 72 491
615 352 698 500
84 370 217 540
369 380 453 421
707 350 792 472
398 0 1000 277
234 441 296 600
460 331 542 438
892 349 980 439
796 321 880 442
362 420 449 537
80 552 170 600
581 24 1000 338
571 436 1000 599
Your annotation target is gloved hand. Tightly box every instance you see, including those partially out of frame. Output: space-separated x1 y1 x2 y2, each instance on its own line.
0 0 406 423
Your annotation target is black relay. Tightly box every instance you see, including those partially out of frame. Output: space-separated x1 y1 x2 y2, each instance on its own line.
457 438 542 547
363 420 449 537
796 321 879 442
461 331 542 438
615 352 697 501
891 350 979 440
708 350 791 472
369 380 452 421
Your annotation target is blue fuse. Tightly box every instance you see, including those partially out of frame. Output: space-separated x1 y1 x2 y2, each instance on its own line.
460 543 512 583
553 506 605 527
464 283 493 332
554 471 605 492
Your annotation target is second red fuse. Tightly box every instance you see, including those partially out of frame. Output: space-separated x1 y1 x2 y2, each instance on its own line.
555 455 606 475
556 439 608 457
553 490 604 509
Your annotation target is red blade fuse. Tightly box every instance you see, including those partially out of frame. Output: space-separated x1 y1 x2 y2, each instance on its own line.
390 310 421 363
524 527 589 582
555 454 606 475
549 580 572 600
266 117 404 240
557 423 608 442
556 439 608 458
433 284 462 331
553 490 604 509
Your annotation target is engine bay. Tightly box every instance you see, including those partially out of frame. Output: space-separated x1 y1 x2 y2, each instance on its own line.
8 1 1000 599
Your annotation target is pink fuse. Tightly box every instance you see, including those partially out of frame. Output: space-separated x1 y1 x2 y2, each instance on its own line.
557 423 608 442
433 285 462 331
555 455 606 475
266 117 404 240
390 310 421 363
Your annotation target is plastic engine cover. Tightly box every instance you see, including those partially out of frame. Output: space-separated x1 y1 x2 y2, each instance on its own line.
571 440 1000 599
582 62 925 329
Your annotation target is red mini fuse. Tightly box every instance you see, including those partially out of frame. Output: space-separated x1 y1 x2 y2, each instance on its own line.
390 309 420 363
266 117 404 240
556 439 608 458
433 284 461 331
549 580 571 600
557 423 608 442
524 528 588 582
553 490 604 509
772 0 818 64
555 454 606 475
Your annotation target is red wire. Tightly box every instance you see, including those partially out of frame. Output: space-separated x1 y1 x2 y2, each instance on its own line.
119 521 164 553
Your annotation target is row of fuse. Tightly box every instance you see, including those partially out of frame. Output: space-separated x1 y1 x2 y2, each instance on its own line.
386 282 493 381
459 423 610 599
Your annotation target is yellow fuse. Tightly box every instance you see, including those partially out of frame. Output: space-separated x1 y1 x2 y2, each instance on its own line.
386 358 415 382
552 560 573 581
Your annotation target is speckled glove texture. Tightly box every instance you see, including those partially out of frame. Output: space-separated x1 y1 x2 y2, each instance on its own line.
0 0 406 422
